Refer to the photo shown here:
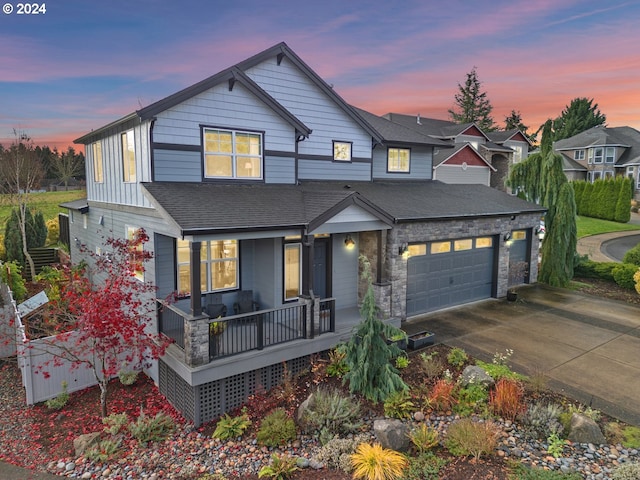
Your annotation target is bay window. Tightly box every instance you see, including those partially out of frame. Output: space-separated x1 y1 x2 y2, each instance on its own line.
177 239 238 295
204 128 262 179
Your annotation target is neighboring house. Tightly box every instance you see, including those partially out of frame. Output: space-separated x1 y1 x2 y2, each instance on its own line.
68 42 544 426
554 125 640 200
381 114 531 191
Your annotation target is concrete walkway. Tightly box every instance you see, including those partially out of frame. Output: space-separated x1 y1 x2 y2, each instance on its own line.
403 283 640 426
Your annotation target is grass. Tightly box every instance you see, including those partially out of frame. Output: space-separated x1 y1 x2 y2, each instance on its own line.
0 190 85 227
576 215 640 239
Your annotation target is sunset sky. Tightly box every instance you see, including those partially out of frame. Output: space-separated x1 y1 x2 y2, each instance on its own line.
1 0 639 152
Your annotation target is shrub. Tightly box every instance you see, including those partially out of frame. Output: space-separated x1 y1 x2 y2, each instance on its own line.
256 408 296 447
444 418 500 461
102 412 129 435
0 234 5 261
0 261 27 302
45 381 69 410
258 454 298 480
509 463 582 479
128 410 175 444
118 370 138 386
428 379 457 412
490 378 524 421
314 434 369 473
350 442 408 480
402 451 446 480
327 344 349 377
45 217 60 246
573 260 617 281
636 269 640 295
566 403 601 422
476 360 526 382
84 438 120 462
408 423 439 453
395 355 409 369
454 383 489 417
623 243 640 266
604 423 640 448
383 389 415 419
419 351 445 378
547 433 565 458
612 462 640 480
212 410 252 440
298 388 362 444
520 402 564 440
447 347 468 368
612 263 640 290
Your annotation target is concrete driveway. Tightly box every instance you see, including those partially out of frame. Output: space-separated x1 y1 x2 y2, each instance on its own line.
403 283 640 426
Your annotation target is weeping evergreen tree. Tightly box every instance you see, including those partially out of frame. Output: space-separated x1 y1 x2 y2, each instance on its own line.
342 256 407 403
508 120 577 287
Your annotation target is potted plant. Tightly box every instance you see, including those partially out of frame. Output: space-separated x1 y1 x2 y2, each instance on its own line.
209 320 227 357
507 261 529 301
386 331 408 351
408 331 435 350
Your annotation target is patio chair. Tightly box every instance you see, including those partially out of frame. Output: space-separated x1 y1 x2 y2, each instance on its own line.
233 290 259 315
205 293 227 318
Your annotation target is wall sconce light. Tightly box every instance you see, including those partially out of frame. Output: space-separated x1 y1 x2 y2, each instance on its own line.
398 242 409 256
74 237 81 248
344 234 355 249
503 232 512 243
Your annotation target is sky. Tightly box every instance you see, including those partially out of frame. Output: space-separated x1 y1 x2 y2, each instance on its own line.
1 0 639 152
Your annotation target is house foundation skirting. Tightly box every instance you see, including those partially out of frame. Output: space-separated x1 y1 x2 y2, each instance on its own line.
159 355 311 427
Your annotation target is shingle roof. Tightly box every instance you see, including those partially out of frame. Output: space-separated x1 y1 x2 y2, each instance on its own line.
142 181 544 235
560 154 587 171
486 129 532 146
554 125 640 167
433 143 494 169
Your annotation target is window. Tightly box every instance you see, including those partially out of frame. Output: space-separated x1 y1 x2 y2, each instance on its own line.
604 170 614 179
574 150 585 161
126 226 144 281
593 147 603 164
284 243 301 301
92 142 103 183
605 147 615 164
121 130 136 182
204 128 262 179
588 149 593 164
592 171 602 181
511 230 527 241
430 241 451 254
512 145 523 163
454 239 473 251
333 141 352 161
408 244 427 256
177 239 238 295
475 237 493 248
387 148 410 172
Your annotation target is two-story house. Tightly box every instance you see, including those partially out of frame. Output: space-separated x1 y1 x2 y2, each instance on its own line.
68 42 544 426
554 125 640 200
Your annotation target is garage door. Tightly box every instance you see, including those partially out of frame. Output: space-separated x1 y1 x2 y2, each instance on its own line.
406 236 495 316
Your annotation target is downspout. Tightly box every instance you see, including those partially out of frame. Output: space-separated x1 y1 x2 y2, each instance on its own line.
149 118 157 182
295 133 305 183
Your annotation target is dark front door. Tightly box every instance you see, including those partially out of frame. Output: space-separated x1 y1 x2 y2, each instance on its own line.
313 239 331 299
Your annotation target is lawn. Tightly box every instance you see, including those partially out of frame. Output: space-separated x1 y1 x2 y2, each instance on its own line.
0 190 86 227
576 215 640 239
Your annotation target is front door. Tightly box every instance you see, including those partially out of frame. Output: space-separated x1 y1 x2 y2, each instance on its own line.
313 239 331 299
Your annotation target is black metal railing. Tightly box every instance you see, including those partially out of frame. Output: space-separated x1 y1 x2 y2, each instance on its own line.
157 300 186 349
209 303 308 361
317 297 336 335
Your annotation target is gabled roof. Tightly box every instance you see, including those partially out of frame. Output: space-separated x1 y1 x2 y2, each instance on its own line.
487 129 533 146
75 42 381 145
481 141 514 153
353 108 452 147
141 180 544 236
554 125 640 167
560 154 587 172
433 143 496 171
382 114 490 142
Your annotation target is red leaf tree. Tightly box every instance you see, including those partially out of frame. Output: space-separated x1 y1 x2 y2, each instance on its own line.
36 229 171 417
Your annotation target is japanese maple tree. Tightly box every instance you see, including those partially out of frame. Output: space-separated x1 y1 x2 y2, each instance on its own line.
36 229 171 417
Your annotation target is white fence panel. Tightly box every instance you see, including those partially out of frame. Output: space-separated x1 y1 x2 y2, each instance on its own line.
0 284 17 358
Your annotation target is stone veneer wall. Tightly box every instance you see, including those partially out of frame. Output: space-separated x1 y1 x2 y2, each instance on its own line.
386 213 541 321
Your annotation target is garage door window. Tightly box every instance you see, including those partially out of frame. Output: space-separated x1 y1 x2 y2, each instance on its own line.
512 230 527 240
476 237 493 248
454 239 473 251
431 241 451 254
408 244 427 256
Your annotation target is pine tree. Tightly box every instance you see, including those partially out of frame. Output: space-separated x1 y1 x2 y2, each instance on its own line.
342 257 407 403
551 97 606 142
4 207 47 268
448 67 496 131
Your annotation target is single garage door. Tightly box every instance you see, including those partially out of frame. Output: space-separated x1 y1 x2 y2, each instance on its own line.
406 236 495 316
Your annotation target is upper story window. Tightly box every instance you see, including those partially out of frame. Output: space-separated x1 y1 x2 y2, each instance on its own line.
177 239 238 295
121 130 136 182
387 147 410 173
574 150 585 161
592 147 604 164
605 147 615 163
203 128 262 179
92 142 104 183
333 141 352 162
512 145 523 163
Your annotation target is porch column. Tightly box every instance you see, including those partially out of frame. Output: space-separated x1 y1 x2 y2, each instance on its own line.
376 230 384 283
302 234 314 296
190 241 202 316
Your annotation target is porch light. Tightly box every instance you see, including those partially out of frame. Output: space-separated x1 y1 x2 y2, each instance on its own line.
399 242 409 256
344 234 355 249
503 232 512 243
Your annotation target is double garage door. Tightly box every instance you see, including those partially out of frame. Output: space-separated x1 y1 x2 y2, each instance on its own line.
406 236 496 316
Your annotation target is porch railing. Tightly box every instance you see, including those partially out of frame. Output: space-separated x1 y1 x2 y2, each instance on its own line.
316 297 336 336
157 300 185 349
209 302 308 360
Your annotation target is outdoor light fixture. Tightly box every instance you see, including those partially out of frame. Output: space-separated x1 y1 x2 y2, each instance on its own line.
344 234 355 249
398 242 409 256
503 232 512 243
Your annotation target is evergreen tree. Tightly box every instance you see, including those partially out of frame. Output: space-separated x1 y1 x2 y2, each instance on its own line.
504 110 535 143
614 177 632 223
343 257 407 403
4 207 48 267
448 67 496 131
551 97 606 142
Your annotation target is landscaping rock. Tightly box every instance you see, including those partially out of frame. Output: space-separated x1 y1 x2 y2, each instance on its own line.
373 419 410 452
461 365 495 387
297 392 314 422
73 432 101 457
568 413 606 445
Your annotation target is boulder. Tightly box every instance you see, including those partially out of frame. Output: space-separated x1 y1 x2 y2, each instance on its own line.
73 432 101 457
461 365 495 388
373 419 410 452
297 392 315 422
567 413 606 445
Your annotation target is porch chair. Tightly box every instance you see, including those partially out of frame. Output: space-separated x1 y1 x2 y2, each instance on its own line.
233 290 260 315
205 293 227 318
